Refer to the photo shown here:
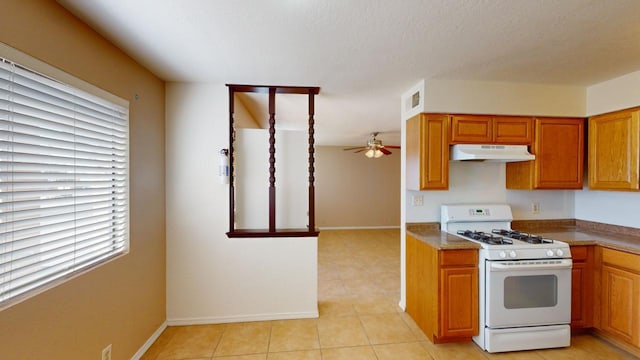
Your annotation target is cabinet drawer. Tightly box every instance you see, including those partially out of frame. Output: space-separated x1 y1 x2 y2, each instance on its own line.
450 115 492 143
494 117 532 144
602 248 640 273
439 249 477 267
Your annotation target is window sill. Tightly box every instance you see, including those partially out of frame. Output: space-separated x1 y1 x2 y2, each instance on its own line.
227 228 320 238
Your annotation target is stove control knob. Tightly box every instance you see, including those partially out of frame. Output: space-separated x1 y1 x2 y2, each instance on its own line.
556 249 564 257
499 251 507 259
546 250 554 257
509 250 517 258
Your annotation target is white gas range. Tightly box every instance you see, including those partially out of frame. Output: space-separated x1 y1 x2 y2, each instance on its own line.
441 204 572 353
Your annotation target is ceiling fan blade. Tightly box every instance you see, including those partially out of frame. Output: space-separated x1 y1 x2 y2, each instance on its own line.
383 145 401 149
379 147 392 155
343 146 366 151
354 148 368 153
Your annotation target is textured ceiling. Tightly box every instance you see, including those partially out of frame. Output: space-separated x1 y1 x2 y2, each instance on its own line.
58 0 640 146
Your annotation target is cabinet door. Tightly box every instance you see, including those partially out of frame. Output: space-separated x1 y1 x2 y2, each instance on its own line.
494 117 533 144
450 115 492 143
406 114 449 190
533 118 584 189
572 263 586 326
439 267 478 339
589 110 640 190
570 246 594 330
601 264 640 346
506 117 584 189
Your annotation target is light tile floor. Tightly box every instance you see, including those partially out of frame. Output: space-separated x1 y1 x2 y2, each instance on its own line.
142 229 638 359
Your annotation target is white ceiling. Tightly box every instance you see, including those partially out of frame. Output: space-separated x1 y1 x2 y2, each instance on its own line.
58 0 640 146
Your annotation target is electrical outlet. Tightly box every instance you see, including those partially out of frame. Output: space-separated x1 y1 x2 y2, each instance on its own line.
412 195 424 206
532 202 540 214
102 344 112 360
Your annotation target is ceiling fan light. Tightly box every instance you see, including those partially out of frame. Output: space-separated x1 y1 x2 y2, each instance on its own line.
365 149 375 158
374 149 383 158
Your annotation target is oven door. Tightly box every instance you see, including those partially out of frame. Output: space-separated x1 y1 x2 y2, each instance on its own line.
485 258 572 328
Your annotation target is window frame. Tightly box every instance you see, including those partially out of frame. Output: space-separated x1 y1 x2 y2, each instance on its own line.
0 42 130 310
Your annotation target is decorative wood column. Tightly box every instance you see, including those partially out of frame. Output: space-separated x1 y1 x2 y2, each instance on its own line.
228 86 236 233
307 90 316 231
226 84 320 238
268 88 277 232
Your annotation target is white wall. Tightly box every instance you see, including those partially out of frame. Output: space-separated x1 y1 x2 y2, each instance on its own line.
575 71 640 228
575 190 639 228
165 83 317 324
406 162 575 222
586 70 640 116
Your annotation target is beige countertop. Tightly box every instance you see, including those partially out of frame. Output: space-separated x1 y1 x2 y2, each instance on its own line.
407 221 640 255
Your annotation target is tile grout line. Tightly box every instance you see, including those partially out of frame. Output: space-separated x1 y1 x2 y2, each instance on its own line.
266 320 273 355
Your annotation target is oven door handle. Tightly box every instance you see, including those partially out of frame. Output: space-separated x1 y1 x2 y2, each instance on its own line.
489 259 572 271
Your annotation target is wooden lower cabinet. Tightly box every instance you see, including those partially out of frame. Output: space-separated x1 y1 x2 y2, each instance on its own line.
406 234 478 343
440 266 478 339
570 245 594 331
599 247 640 347
406 238 640 354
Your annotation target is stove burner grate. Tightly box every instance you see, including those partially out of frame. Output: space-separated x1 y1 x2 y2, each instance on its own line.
457 230 514 245
492 229 554 244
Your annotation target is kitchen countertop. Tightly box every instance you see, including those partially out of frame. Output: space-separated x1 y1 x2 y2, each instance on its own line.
516 226 640 255
406 223 481 250
407 220 640 255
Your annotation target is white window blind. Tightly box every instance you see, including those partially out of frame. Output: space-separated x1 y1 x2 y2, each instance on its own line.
0 57 129 306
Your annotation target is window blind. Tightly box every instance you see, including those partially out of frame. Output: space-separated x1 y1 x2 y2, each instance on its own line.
0 58 129 306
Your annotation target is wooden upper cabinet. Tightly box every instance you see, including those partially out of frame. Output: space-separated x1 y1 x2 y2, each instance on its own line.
450 115 492 143
406 113 449 190
493 116 533 144
589 108 640 191
506 117 584 189
450 115 532 144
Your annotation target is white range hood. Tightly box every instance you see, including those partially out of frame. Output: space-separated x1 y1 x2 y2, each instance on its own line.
450 144 535 162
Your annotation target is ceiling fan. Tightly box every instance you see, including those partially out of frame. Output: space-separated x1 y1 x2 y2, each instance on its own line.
344 132 401 158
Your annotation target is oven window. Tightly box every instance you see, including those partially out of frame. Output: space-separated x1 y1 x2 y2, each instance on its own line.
504 275 557 309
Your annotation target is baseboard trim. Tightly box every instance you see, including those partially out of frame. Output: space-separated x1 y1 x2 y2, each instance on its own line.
167 311 319 326
131 321 167 360
318 226 400 230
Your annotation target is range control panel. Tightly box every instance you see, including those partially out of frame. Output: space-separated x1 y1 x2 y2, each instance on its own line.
469 208 491 216
440 204 513 231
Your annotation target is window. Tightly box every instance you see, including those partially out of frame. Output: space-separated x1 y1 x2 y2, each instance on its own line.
0 54 129 307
